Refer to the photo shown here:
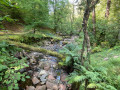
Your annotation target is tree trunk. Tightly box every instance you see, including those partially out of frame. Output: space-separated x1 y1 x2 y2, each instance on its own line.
54 0 57 32
105 0 111 18
81 1 91 65
92 5 96 37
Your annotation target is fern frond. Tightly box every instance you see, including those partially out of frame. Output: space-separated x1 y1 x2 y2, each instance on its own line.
87 83 98 88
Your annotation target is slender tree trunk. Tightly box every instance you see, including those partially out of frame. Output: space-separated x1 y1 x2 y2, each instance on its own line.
92 5 96 37
81 2 91 65
105 0 111 18
54 0 57 32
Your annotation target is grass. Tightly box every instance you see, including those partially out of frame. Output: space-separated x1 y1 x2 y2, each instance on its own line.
91 47 120 82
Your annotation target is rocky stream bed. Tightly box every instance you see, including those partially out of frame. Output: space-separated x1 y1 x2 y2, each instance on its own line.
18 36 78 90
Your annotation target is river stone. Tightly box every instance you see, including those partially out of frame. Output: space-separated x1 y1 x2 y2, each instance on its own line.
47 75 55 80
39 70 48 76
60 74 68 82
35 85 46 90
26 86 35 90
29 52 43 59
38 61 44 69
32 77 40 85
40 74 48 84
33 72 39 77
59 84 66 90
52 85 58 90
46 81 58 89
48 68 57 77
44 63 51 71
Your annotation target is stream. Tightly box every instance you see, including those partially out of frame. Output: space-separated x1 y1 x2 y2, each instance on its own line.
19 36 78 90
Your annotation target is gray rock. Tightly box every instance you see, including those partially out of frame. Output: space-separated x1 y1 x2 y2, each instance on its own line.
59 84 66 90
26 86 35 90
47 75 55 80
35 85 46 90
39 70 48 76
40 74 48 84
32 77 40 85
60 74 68 82
44 63 51 71
46 81 57 89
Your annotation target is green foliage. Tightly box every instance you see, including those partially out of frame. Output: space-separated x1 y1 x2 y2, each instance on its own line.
16 0 49 30
91 46 102 53
67 64 116 90
59 43 82 66
0 41 29 90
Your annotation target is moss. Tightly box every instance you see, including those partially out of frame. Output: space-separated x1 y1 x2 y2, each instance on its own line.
8 40 64 59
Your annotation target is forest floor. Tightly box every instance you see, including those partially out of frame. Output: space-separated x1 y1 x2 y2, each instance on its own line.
91 48 120 77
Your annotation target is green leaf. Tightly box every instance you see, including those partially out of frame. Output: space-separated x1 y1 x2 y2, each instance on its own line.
0 77 2 81
26 76 30 79
21 78 25 81
65 56 71 65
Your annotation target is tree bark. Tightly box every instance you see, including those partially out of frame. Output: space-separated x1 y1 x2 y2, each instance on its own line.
105 0 111 18
81 0 91 65
80 0 99 65
54 0 57 32
92 5 96 37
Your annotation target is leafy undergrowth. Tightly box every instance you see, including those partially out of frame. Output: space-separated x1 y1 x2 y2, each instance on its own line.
0 41 30 90
91 46 120 89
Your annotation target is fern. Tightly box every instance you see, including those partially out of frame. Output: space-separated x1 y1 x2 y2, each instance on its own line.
0 41 30 90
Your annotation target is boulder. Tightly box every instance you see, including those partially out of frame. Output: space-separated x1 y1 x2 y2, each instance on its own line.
35 85 46 90
59 84 66 90
60 74 68 82
52 85 58 90
46 81 58 90
32 77 40 85
40 74 48 84
26 86 35 90
47 75 55 80
39 70 48 76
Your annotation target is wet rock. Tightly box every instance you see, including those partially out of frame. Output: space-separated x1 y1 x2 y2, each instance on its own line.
29 52 43 61
26 86 35 90
46 81 56 89
48 68 57 77
33 72 39 77
40 74 48 84
59 84 66 90
44 63 51 71
47 75 55 80
38 61 44 69
52 85 58 90
39 70 48 76
35 85 46 90
60 74 68 82
32 77 40 85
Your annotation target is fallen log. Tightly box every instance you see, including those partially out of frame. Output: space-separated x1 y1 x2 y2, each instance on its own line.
8 41 64 59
